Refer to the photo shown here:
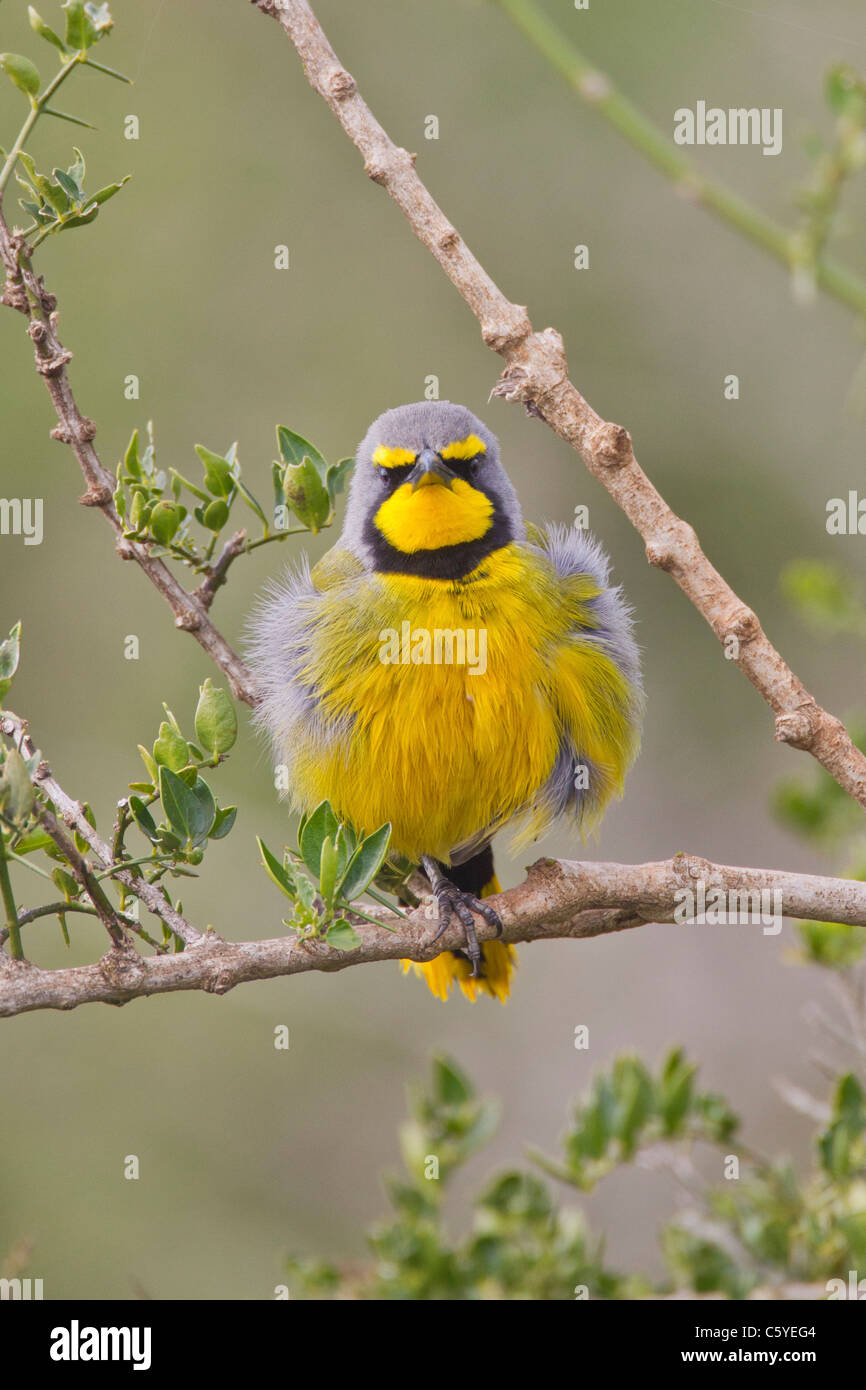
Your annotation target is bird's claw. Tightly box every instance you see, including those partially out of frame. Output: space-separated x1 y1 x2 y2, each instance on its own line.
429 882 503 978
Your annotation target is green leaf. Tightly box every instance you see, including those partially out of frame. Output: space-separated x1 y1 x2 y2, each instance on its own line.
187 778 216 846
17 151 51 199
276 426 329 481
333 824 353 883
52 866 81 901
433 1055 473 1106
0 621 22 704
326 456 354 507
91 174 128 203
272 460 286 512
338 822 392 901
257 836 295 899
195 444 236 499
202 498 230 532
67 146 85 187
319 835 339 909
283 457 330 534
128 795 159 844
826 64 865 118
123 429 142 479
194 679 237 758
299 801 339 877
63 0 112 50
780 560 863 635
0 749 34 822
209 805 236 840
325 918 361 951
234 477 268 526
159 767 215 847
64 0 89 47
659 1047 696 1135
137 744 158 785
28 7 68 53
294 873 316 912
148 500 182 545
152 720 189 772
72 800 96 855
0 53 41 97
10 827 52 855
53 166 81 201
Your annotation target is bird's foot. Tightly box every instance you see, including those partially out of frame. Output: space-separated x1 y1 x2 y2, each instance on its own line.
421 856 503 978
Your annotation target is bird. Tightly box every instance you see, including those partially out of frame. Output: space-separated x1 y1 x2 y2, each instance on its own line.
248 401 643 1002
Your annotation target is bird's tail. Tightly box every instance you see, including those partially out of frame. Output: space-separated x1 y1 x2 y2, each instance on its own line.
400 846 517 1003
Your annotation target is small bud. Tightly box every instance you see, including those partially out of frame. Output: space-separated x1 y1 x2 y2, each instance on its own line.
149 500 182 545
194 678 237 759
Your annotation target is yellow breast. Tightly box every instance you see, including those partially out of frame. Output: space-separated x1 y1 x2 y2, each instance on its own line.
294 546 566 861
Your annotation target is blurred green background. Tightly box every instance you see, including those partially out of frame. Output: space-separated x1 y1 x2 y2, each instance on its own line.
1 0 865 1297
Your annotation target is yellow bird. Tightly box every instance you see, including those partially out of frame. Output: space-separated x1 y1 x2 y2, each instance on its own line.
249 402 643 1001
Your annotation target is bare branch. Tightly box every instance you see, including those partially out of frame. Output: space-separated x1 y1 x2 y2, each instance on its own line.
193 529 248 610
251 0 866 812
0 219 256 706
1 852 864 1018
35 804 126 947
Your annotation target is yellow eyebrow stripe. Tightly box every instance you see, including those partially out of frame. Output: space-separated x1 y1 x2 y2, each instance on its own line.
440 434 486 461
372 445 416 469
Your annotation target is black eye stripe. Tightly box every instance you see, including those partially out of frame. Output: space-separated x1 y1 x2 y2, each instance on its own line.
443 455 482 480
376 454 484 488
378 463 414 487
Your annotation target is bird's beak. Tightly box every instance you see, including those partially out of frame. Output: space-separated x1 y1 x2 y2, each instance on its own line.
408 448 453 491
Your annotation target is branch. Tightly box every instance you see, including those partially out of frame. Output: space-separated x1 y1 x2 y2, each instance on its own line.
0 222 256 706
251 0 866 813
1 853 864 1018
192 529 248 610
35 803 126 947
0 712 202 947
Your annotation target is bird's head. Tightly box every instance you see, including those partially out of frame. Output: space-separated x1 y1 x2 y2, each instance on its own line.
341 401 524 578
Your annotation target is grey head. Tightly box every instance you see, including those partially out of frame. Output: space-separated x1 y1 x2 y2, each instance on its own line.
338 400 525 579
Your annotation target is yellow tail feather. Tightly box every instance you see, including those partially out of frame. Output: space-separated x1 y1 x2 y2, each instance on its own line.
400 872 518 1002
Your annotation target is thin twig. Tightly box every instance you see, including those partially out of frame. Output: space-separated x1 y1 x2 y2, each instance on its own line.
0 216 256 706
0 712 202 946
493 0 866 320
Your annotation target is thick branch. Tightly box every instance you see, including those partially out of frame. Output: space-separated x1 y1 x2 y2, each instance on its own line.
0 221 256 706
252 0 866 812
1 853 864 1018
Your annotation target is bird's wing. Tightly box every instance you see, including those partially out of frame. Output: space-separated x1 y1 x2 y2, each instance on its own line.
514 522 644 845
245 545 364 777
310 543 365 592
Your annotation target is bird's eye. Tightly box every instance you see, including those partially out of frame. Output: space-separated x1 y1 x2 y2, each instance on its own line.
447 455 483 481
378 464 414 488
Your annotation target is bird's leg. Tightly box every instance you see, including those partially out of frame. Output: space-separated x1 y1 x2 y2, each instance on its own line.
420 855 503 979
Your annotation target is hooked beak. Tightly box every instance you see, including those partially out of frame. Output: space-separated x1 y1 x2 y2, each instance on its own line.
408 448 453 491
